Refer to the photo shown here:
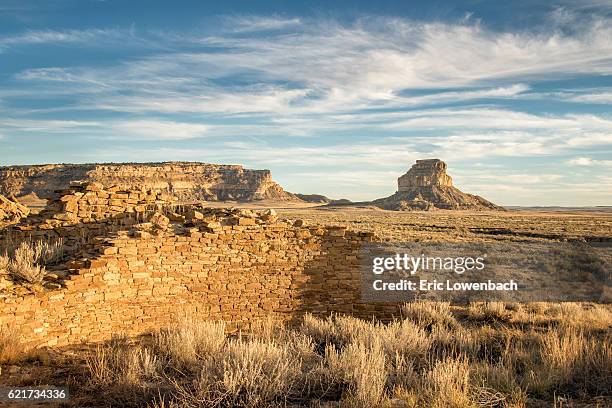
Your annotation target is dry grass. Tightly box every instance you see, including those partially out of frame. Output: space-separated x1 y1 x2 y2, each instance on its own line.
188 338 302 408
424 356 473 408
9 241 47 283
531 325 612 397
0 239 63 284
87 335 160 387
153 319 226 368
325 340 387 407
53 304 607 407
0 325 22 364
276 207 612 243
401 300 458 328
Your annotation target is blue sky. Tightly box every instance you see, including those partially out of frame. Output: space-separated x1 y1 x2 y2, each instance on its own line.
0 1 611 205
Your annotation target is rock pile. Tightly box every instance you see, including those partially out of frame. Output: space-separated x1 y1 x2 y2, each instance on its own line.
373 159 502 211
22 182 177 229
133 207 280 237
0 194 29 223
8 182 288 259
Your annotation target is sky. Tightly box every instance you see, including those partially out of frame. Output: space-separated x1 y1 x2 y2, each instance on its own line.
0 0 611 206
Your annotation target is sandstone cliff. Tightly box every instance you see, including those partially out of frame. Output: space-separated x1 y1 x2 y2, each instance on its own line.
0 162 297 202
373 159 502 211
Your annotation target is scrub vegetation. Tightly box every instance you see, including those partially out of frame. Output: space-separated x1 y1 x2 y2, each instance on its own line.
2 301 610 407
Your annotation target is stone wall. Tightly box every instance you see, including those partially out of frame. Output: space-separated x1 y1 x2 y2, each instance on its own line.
2 182 177 258
0 214 396 348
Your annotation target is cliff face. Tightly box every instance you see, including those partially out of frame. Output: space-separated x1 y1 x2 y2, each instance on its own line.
0 162 297 202
398 159 453 189
374 159 502 211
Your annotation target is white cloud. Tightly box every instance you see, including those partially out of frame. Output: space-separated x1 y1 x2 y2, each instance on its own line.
0 118 208 140
224 16 302 33
0 28 133 52
0 118 102 132
381 108 612 131
2 13 612 205
110 120 209 140
567 157 612 166
10 15 612 116
566 91 612 104
390 84 530 107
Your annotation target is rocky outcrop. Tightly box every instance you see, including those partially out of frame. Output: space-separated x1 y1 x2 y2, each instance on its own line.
295 194 332 204
373 159 502 211
0 194 29 223
0 162 298 202
398 159 453 189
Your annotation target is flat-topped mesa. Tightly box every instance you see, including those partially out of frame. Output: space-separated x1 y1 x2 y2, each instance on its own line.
0 162 297 202
373 159 503 211
398 159 453 189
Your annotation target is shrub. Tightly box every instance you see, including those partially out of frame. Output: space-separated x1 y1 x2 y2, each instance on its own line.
467 301 511 321
0 253 8 272
325 340 387 408
0 325 22 363
66 308 612 407
401 301 458 329
190 338 302 408
534 326 612 396
153 318 225 368
3 240 63 284
425 356 474 408
9 242 47 283
87 336 159 387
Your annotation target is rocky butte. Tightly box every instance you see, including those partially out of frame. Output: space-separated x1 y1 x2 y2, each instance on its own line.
373 159 502 210
0 162 296 202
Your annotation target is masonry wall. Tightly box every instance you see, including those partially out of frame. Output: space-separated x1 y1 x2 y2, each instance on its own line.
0 221 398 348
1 183 177 259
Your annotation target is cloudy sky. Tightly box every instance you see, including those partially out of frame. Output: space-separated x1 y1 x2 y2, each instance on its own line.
0 0 611 205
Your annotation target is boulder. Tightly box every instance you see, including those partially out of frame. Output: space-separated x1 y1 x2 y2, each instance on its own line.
149 212 170 230
0 194 29 223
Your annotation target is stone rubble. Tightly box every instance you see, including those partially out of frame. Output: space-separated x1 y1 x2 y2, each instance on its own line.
0 194 29 224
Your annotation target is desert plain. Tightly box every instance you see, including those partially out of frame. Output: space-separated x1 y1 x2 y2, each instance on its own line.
0 201 610 407
0 161 610 408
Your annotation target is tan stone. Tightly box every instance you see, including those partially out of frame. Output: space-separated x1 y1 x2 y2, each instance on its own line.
374 159 502 211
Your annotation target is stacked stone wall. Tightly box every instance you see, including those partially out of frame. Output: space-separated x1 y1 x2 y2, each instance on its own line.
0 186 398 348
2 183 177 257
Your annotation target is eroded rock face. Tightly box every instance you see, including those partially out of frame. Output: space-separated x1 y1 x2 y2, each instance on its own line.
0 162 297 202
398 159 453 189
0 194 29 223
374 159 502 211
